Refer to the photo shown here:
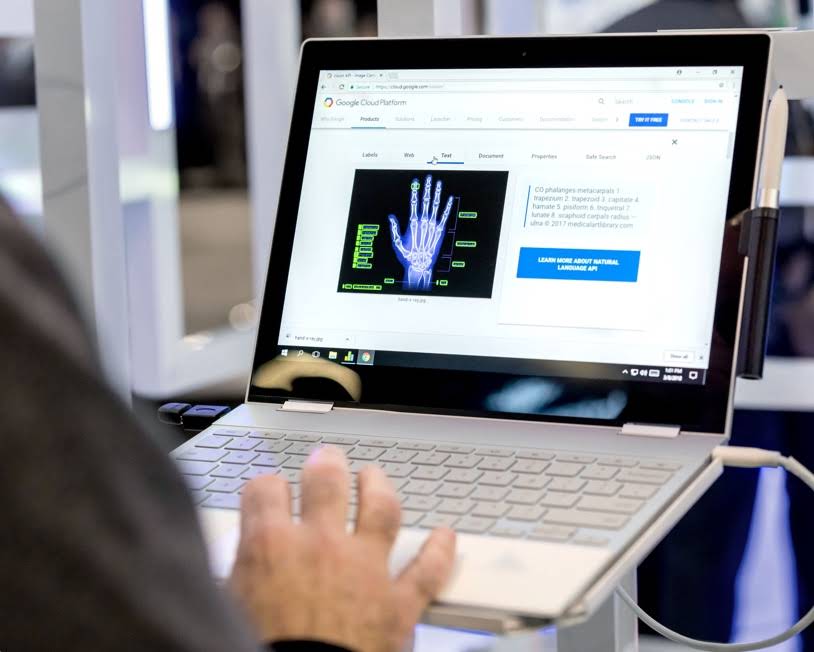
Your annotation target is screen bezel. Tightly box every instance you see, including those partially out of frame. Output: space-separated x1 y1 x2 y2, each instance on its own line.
247 34 770 435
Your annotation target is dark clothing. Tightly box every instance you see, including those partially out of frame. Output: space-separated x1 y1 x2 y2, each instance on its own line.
604 0 747 31
0 201 349 651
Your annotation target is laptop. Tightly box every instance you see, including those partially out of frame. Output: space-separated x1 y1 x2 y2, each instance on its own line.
174 33 772 626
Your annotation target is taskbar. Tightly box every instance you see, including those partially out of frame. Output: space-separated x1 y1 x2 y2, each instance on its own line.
276 346 707 386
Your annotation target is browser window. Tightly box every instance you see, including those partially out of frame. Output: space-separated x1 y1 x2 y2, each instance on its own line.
277 66 744 385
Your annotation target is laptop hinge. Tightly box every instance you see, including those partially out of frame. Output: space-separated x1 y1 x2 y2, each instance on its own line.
280 400 334 414
620 422 681 438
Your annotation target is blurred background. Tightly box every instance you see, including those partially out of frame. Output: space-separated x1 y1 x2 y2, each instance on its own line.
2 1 814 650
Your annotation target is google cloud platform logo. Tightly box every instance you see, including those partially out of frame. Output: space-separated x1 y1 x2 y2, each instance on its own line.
323 97 334 108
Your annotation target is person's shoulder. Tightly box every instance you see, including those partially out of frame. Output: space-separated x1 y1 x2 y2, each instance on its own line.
0 196 96 363
0 197 84 312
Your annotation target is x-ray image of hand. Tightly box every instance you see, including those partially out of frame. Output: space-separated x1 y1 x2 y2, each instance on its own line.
388 174 454 290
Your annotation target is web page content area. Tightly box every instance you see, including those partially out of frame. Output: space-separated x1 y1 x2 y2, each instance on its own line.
278 67 743 380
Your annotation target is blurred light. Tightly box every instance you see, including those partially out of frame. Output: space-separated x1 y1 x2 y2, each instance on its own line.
183 332 214 351
142 0 174 131
229 302 258 332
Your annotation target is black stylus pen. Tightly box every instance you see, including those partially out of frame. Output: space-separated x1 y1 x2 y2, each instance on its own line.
737 86 788 379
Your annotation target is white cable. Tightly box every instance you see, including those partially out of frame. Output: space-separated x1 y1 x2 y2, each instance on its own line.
613 447 814 651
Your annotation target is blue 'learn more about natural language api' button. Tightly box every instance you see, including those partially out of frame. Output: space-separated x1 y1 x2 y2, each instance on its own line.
628 112 668 127
516 248 641 282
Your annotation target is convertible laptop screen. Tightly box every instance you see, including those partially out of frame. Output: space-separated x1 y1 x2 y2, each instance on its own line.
274 66 744 387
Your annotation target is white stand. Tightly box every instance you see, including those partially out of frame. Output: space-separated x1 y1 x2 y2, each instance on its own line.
556 571 638 652
32 0 132 398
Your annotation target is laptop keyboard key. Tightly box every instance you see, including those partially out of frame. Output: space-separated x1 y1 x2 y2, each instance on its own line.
437 499 474 515
286 442 320 456
183 475 214 490
209 478 245 493
445 454 483 469
479 472 516 487
177 448 228 463
547 478 586 493
403 480 441 496
379 462 416 478
255 440 291 454
472 502 510 518
478 457 515 472
437 483 474 499
241 467 276 481
445 469 482 483
203 493 242 510
420 514 459 529
396 442 435 451
221 450 259 465
347 460 368 473
211 464 248 479
516 450 555 461
365 438 396 448
195 434 231 448
596 456 639 468
619 483 658 500
506 505 546 522
211 428 248 437
490 525 526 538
412 452 449 466
528 525 576 542
249 430 285 439
557 454 596 464
436 444 475 454
540 492 579 508
348 446 383 461
286 432 322 442
411 466 449 481
176 460 217 475
513 460 549 474
401 510 424 526
379 449 417 463
402 496 440 511
471 486 509 502
277 469 301 483
455 517 496 534
282 455 309 469
225 438 260 451
639 460 682 472
616 469 672 485
322 435 359 446
582 465 619 481
546 462 584 477
583 481 622 497
578 496 643 515
253 453 289 467
513 475 550 491
506 489 544 505
476 447 514 457
545 509 628 530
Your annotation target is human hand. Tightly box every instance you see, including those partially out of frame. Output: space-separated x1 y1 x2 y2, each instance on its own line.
229 446 456 652
388 174 454 290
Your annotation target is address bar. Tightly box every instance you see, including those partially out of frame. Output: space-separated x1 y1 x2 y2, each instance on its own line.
351 79 730 93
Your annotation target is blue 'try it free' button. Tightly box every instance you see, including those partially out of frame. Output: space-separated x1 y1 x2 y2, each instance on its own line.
629 113 669 127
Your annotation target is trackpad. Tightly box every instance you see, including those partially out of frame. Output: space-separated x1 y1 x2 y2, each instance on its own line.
200 509 612 620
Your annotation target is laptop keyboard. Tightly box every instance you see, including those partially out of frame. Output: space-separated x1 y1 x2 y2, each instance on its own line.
174 428 682 546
